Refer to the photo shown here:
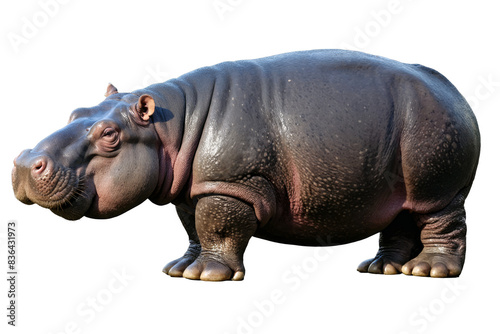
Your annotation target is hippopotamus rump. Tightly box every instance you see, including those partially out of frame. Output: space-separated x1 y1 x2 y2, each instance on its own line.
12 50 480 281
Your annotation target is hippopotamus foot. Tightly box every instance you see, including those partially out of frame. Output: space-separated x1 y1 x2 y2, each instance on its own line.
402 189 468 277
164 242 246 282
163 244 242 281
163 241 201 277
166 195 257 281
358 211 422 275
401 252 463 277
182 252 244 281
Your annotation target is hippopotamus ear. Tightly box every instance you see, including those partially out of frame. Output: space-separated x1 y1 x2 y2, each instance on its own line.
135 95 156 122
105 83 119 97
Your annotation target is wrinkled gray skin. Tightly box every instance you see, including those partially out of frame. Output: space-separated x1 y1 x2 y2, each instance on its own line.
12 50 480 280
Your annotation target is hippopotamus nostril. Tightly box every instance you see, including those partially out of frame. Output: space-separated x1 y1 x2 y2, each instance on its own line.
31 158 47 176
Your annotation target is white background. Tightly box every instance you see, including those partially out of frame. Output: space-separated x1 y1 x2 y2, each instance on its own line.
1 1 499 333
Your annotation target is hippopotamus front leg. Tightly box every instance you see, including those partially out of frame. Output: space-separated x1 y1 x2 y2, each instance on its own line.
164 196 258 281
163 206 202 277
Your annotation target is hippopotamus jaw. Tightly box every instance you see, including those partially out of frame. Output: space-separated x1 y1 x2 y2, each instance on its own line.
48 179 93 221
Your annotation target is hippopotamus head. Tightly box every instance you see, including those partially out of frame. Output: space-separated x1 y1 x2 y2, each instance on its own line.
12 84 160 220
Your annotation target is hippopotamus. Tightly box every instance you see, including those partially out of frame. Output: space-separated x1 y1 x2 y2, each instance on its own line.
12 50 480 281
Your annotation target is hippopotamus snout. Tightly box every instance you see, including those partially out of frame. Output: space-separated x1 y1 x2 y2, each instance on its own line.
12 149 81 210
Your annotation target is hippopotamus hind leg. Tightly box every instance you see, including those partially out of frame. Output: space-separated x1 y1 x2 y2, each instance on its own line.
402 188 468 277
357 211 423 275
359 187 468 277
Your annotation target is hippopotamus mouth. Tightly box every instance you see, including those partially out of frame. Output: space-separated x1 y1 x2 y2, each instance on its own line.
12 150 93 220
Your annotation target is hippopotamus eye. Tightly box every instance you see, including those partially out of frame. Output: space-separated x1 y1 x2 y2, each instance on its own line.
102 127 117 139
98 127 120 152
